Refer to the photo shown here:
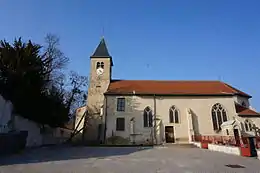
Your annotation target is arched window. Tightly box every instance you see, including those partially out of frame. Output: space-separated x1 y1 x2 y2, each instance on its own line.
244 120 253 131
96 62 101 69
211 103 228 131
100 62 104 69
143 107 153 127
169 106 179 123
241 101 246 107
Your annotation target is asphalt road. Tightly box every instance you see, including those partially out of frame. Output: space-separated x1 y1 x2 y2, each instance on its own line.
0 145 260 173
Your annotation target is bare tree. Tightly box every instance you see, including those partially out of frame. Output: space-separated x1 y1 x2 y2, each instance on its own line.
65 71 88 116
42 33 69 83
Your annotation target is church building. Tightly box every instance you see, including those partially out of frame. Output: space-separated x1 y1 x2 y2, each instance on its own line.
75 38 260 145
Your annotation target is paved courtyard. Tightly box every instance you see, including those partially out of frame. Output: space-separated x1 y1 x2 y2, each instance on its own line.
0 145 260 173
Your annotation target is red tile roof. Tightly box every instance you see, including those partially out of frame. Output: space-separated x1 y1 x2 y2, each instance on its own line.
235 103 260 116
105 80 251 97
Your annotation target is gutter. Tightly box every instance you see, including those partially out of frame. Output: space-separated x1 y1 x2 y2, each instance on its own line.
104 93 237 97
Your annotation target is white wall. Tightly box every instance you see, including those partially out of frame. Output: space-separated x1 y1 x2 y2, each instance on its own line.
42 127 73 145
234 96 250 108
14 116 42 147
192 142 202 148
0 94 72 147
0 95 13 133
257 150 260 160
74 106 86 132
208 143 240 156
105 95 237 144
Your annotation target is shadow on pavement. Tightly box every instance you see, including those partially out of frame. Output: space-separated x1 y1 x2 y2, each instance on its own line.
0 146 152 166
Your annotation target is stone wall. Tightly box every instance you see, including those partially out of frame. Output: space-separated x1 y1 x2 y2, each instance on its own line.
14 115 43 147
257 150 260 160
105 95 238 145
0 95 13 133
192 142 202 148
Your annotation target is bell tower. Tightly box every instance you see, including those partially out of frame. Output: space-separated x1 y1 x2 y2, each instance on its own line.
85 37 113 141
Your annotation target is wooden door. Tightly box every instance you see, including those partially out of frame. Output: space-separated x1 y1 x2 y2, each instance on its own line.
165 126 175 143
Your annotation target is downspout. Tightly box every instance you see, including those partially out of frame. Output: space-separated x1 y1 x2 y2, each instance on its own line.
153 94 157 145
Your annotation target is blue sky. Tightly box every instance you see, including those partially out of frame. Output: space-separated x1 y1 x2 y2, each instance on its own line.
1 0 260 109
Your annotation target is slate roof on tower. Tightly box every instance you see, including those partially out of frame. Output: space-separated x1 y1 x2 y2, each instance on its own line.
105 80 251 98
91 38 111 57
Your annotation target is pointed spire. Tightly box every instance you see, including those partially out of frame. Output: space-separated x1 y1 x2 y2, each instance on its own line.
91 37 111 57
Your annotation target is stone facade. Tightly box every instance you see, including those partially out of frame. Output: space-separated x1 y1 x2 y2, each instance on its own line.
104 95 260 144
81 38 113 142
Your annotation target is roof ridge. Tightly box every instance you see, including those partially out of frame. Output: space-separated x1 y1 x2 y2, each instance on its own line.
221 82 238 93
221 82 251 97
111 79 222 82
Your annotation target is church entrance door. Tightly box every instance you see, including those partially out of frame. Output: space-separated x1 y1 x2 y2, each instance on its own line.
165 126 175 143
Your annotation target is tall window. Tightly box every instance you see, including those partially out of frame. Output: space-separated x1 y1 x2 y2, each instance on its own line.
244 120 253 131
100 62 104 69
143 107 153 127
116 118 125 131
211 103 228 131
96 62 100 69
117 98 125 112
169 106 179 123
96 62 104 69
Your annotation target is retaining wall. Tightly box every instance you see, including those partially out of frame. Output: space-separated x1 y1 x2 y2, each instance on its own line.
257 150 260 160
192 141 240 156
0 131 27 155
192 142 201 148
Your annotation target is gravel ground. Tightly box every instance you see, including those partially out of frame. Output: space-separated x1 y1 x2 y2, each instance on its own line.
0 145 260 173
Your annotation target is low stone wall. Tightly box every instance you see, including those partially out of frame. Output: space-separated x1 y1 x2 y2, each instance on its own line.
0 131 27 155
208 143 240 156
257 150 260 160
14 116 42 147
0 95 13 133
192 142 201 148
